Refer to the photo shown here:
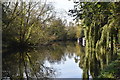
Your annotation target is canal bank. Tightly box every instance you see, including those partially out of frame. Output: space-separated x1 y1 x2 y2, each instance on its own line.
98 49 120 79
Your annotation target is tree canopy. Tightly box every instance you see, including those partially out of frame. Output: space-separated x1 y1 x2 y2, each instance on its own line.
2 1 78 48
69 1 120 78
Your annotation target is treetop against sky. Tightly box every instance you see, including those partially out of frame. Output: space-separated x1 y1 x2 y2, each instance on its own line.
1 0 75 23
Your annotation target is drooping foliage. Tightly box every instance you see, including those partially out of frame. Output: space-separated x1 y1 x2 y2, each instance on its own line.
69 1 120 78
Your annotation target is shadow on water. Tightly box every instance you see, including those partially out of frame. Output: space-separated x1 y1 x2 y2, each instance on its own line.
2 42 118 79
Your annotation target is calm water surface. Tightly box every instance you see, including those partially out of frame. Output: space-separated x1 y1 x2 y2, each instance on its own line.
2 42 117 79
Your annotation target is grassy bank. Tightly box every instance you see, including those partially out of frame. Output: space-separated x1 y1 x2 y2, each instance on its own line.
98 49 120 79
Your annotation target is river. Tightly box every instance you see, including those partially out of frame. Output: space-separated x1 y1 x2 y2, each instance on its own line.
2 42 117 79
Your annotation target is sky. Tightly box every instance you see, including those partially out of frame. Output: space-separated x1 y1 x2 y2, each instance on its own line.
47 0 74 10
47 0 75 22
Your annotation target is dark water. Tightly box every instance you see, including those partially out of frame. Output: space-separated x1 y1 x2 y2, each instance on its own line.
2 42 117 79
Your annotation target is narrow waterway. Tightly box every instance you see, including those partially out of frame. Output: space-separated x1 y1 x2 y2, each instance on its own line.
2 42 117 79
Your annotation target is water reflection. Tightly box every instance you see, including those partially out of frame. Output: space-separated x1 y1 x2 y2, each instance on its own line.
2 42 81 79
77 44 118 79
2 42 118 79
3 50 56 79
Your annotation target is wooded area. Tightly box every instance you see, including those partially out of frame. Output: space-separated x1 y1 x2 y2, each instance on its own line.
1 0 120 79
69 2 120 79
2 1 81 48
69 2 120 57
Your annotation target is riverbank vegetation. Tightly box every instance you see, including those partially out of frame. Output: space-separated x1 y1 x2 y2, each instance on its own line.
2 1 81 48
2 0 120 79
98 55 120 79
69 1 120 79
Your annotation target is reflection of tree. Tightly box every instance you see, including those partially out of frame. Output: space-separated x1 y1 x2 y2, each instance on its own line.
75 43 118 79
3 42 79 79
2 51 56 79
41 42 77 64
3 42 118 79
47 45 66 64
